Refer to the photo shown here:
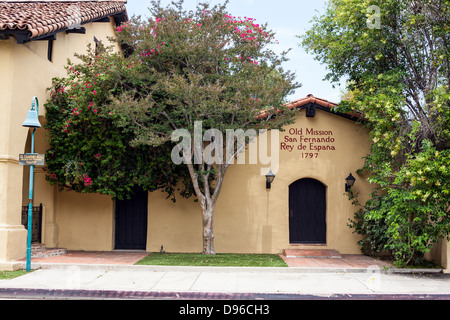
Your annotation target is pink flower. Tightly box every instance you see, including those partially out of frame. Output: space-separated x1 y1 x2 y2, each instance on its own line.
93 109 98 114
83 175 92 187
92 90 97 95
116 22 128 32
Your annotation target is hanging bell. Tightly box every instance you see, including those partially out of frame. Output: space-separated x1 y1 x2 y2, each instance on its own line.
22 108 41 128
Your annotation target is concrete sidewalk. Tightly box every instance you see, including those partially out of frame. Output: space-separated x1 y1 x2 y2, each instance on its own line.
1 262 449 299
1 251 449 300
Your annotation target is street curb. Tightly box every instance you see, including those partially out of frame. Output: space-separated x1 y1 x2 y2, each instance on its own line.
22 262 443 274
1 287 450 301
386 268 444 274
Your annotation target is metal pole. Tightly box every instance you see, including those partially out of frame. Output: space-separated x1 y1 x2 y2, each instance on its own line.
26 130 35 271
26 97 39 272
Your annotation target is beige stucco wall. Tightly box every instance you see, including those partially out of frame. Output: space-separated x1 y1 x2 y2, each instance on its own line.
40 106 450 266
147 109 374 254
55 191 114 251
39 105 449 268
48 110 371 254
0 19 120 269
32 107 372 255
428 238 450 272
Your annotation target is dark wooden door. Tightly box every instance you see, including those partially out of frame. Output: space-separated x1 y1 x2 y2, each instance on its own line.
115 189 148 250
289 178 326 244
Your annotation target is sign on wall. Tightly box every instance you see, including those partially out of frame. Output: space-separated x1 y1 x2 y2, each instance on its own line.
19 153 45 166
280 127 336 158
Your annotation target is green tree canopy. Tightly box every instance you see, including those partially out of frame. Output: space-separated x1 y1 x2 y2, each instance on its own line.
301 0 450 266
110 0 299 254
45 0 299 254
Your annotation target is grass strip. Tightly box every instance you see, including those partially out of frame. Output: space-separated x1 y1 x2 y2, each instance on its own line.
135 253 288 267
0 270 29 280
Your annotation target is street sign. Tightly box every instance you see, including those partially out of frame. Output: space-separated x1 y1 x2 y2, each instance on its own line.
19 153 45 166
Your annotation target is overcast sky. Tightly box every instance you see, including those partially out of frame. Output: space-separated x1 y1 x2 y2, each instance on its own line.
125 0 344 103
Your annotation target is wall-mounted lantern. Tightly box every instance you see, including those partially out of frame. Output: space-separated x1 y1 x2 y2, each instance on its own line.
345 173 356 192
306 104 316 117
265 170 276 189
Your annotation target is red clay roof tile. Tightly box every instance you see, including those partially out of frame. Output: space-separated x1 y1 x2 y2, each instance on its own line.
257 94 364 120
0 1 127 40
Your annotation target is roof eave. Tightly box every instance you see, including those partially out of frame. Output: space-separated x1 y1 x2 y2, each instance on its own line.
0 1 128 44
257 94 365 122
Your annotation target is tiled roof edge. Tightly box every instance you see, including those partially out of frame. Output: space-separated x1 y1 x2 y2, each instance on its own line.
0 1 128 41
257 94 364 121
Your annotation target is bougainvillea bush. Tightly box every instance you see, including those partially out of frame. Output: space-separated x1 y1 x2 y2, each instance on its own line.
45 44 191 200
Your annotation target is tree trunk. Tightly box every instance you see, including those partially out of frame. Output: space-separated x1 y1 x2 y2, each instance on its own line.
185 161 227 256
202 205 215 255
